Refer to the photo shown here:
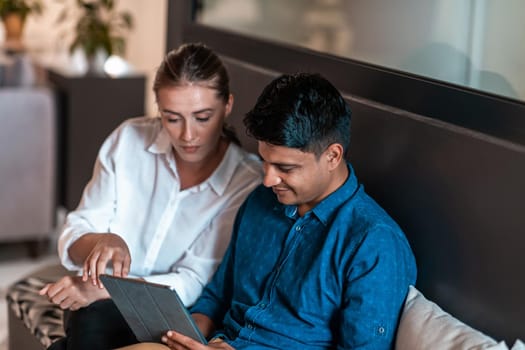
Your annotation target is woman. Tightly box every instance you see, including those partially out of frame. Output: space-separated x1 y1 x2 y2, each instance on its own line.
40 43 262 350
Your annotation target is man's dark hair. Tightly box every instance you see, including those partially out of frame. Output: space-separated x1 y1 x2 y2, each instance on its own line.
244 73 351 157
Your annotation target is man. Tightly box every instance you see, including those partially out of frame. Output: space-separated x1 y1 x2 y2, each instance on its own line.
133 72 417 350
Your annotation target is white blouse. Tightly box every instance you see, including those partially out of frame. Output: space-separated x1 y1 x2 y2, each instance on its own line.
58 116 262 306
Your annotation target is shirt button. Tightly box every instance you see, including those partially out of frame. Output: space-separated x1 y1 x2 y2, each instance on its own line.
378 326 385 334
260 303 266 308
247 324 254 330
295 226 302 231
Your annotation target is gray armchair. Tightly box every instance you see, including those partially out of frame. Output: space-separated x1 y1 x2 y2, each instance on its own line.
0 86 56 247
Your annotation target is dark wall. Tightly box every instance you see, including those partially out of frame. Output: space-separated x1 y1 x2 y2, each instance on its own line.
48 70 146 210
223 56 525 343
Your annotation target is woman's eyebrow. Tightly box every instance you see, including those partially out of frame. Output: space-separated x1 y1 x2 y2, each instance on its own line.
192 108 214 114
160 107 215 117
159 108 180 116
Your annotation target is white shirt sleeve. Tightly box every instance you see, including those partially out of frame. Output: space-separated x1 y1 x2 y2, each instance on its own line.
58 130 119 270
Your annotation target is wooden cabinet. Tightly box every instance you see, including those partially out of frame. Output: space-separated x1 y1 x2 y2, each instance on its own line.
48 68 146 211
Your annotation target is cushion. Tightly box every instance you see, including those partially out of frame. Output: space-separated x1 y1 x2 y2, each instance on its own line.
6 276 65 347
396 285 509 350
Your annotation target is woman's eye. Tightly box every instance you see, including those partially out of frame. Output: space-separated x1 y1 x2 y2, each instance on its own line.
167 118 180 123
195 114 211 122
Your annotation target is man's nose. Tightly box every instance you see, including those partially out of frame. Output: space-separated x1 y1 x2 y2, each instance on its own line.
262 165 281 187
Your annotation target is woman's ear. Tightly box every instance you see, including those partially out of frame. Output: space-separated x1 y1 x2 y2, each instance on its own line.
225 94 234 117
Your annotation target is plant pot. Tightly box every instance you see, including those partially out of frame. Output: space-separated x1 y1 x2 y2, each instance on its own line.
85 48 109 76
2 13 25 49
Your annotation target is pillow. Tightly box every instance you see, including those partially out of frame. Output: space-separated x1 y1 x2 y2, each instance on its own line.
396 285 509 350
511 340 525 350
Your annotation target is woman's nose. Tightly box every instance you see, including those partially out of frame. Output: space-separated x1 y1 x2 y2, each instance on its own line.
181 123 195 142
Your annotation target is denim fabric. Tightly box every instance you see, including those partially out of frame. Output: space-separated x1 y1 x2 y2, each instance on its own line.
191 165 417 349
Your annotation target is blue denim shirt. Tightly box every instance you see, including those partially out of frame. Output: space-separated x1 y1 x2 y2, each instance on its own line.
191 165 417 349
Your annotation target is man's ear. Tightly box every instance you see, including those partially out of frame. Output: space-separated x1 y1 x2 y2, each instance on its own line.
325 143 344 170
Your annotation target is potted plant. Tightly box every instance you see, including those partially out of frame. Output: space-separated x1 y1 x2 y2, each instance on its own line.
57 0 133 74
0 0 43 46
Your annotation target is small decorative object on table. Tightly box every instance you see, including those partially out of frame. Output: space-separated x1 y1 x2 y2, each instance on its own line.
0 0 43 51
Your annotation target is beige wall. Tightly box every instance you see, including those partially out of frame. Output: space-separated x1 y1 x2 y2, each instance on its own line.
0 0 167 116
120 0 168 116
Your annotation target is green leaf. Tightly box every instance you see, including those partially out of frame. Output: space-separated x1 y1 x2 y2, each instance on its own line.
120 12 133 29
57 0 133 59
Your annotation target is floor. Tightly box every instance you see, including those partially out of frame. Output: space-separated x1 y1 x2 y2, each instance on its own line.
0 240 60 350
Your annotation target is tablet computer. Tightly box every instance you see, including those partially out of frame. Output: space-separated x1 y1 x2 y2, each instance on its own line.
99 274 207 344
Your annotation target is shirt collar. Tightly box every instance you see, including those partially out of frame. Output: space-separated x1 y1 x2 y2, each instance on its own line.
207 143 243 196
284 163 360 225
147 122 172 155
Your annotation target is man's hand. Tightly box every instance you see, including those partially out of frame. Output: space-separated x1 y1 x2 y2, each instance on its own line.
161 331 234 350
80 233 131 287
39 275 110 310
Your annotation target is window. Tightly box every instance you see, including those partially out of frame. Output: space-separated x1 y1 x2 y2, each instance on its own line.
196 0 525 102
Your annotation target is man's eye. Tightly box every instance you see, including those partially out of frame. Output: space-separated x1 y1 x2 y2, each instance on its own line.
278 166 294 173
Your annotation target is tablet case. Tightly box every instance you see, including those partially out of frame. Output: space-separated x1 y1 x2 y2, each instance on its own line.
99 274 207 344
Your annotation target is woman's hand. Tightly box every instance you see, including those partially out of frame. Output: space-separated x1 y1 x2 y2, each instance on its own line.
162 331 234 350
81 233 131 287
39 275 110 310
